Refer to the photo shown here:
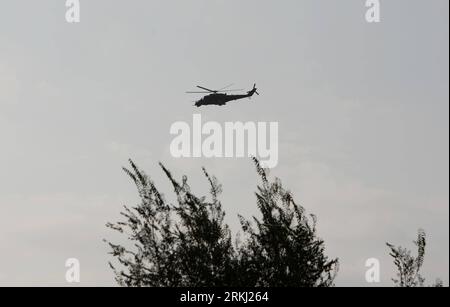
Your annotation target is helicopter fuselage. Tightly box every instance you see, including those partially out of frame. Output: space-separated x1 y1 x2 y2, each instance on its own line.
195 93 251 107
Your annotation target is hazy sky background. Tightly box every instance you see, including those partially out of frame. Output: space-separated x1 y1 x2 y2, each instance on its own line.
0 0 448 286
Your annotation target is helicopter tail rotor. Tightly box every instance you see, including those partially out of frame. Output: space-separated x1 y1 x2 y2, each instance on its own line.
254 84 259 95
248 84 259 97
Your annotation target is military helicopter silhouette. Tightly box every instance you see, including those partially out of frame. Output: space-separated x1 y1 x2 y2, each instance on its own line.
187 84 259 107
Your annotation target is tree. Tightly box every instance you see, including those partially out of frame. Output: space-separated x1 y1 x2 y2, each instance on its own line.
105 158 338 287
386 229 442 287
105 160 235 287
236 158 338 287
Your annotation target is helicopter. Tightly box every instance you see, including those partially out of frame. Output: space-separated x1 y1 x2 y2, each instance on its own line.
187 84 259 107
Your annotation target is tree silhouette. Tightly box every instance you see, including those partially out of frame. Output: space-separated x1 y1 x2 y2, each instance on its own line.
105 158 338 287
236 158 338 287
387 229 443 287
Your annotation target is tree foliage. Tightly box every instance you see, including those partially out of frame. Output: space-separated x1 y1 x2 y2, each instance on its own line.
236 158 338 287
105 158 338 287
386 229 442 287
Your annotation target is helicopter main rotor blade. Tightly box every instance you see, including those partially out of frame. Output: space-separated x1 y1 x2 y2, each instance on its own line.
221 89 244 92
197 86 216 93
218 84 234 91
186 91 211 94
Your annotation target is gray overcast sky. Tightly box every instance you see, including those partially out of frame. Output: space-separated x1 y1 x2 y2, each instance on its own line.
0 0 448 286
